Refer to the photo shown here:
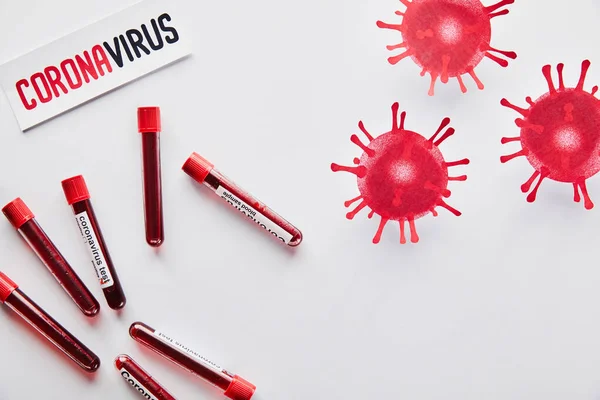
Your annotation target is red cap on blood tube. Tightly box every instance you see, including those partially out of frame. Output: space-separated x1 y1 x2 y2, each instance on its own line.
61 175 90 205
2 198 35 229
0 272 18 303
138 107 161 133
224 375 257 400
182 152 214 183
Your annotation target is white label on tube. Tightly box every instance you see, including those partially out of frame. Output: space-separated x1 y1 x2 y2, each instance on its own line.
119 369 158 400
215 186 294 244
75 211 114 288
154 331 226 374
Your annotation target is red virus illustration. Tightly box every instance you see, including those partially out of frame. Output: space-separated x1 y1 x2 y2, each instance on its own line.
501 60 600 209
331 103 470 244
376 0 517 95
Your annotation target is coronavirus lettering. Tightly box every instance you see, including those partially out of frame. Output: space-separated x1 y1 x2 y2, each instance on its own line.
121 371 156 400
15 13 179 110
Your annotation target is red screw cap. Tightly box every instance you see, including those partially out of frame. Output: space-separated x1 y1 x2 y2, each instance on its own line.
0 271 18 303
138 107 161 133
224 375 256 400
2 198 34 229
62 175 90 205
182 152 214 184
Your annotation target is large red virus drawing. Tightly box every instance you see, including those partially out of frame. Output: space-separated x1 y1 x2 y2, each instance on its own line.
376 0 517 95
501 60 600 209
331 103 470 244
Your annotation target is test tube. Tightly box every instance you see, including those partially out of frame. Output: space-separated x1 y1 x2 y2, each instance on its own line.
115 354 177 400
62 175 127 310
130 321 256 400
0 271 100 372
138 107 164 247
2 198 100 317
182 152 303 246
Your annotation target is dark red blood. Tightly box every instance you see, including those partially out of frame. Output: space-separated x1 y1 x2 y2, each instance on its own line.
20 219 100 317
203 171 303 246
72 199 126 310
141 131 164 247
115 355 176 400
6 289 100 372
501 60 600 209
129 322 232 390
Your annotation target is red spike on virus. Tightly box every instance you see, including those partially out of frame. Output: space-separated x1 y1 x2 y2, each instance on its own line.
501 60 600 209
376 0 517 96
331 103 470 244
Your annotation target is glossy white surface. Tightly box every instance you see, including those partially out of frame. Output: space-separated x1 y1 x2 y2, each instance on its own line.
0 0 599 398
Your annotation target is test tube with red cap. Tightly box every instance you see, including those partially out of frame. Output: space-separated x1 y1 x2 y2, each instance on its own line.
138 107 165 247
182 152 303 246
115 354 176 400
130 321 256 400
0 271 100 372
2 198 100 317
62 175 127 310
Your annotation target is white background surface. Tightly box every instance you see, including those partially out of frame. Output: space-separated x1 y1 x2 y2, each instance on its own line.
0 0 599 399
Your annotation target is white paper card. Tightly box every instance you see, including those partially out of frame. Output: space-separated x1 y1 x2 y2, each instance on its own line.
0 0 191 131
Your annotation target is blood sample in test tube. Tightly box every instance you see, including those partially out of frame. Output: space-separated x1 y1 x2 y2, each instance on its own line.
2 198 100 317
115 354 177 400
182 152 303 246
62 175 127 310
130 321 256 400
0 271 100 372
138 106 164 247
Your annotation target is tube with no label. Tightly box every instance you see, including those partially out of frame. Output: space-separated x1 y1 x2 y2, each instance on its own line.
115 354 176 400
2 198 100 317
0 271 100 372
129 321 256 400
62 175 127 310
182 152 303 246
138 107 164 247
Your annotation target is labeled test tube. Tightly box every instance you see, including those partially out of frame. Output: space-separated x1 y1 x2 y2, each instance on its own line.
62 175 126 310
130 321 256 400
2 198 100 317
182 152 303 246
115 354 177 400
0 271 100 372
138 107 164 247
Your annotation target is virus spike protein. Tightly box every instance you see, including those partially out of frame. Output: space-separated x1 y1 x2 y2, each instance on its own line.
501 60 600 210
376 0 517 96
331 103 470 244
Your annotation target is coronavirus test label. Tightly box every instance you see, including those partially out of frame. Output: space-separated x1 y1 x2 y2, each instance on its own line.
216 186 294 244
0 0 191 131
120 369 158 400
154 331 227 374
75 211 114 288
